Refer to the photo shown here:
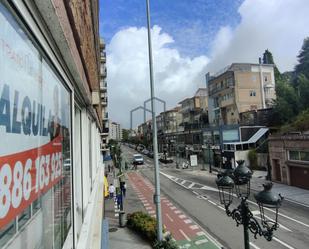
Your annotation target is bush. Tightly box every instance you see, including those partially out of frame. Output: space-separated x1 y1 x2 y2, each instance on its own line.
127 212 157 242
127 212 178 249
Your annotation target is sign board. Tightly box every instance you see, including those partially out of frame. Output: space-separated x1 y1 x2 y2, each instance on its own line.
0 9 71 228
190 155 198 167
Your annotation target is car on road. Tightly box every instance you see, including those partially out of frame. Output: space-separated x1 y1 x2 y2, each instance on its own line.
133 154 144 165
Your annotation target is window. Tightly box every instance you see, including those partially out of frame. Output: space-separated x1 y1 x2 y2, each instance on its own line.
0 3 72 248
250 90 256 96
289 150 309 162
264 75 268 82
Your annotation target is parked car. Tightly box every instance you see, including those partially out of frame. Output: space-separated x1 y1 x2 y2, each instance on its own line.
147 151 154 158
141 149 149 155
133 154 144 165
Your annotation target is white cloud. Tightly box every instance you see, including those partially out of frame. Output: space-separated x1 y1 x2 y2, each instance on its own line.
207 0 309 73
107 25 209 128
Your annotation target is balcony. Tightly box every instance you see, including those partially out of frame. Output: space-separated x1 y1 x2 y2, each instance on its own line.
220 98 234 108
100 81 107 92
101 128 109 136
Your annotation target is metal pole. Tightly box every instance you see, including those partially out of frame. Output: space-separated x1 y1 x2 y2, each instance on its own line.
208 144 212 173
241 199 250 249
146 0 163 241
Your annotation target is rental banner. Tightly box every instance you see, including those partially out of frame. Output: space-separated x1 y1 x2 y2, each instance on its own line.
0 136 63 227
0 4 71 228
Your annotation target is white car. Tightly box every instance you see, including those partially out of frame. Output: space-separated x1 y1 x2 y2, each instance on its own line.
133 154 144 165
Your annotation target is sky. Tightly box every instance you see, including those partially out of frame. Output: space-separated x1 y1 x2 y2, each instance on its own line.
99 0 309 128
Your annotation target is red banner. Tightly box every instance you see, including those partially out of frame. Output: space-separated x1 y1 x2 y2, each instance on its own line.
0 136 63 227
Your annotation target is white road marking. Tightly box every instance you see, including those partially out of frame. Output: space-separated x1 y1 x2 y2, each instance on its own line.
146 206 152 210
190 225 199 230
166 203 173 206
179 214 186 219
184 219 192 224
218 206 225 211
192 191 199 195
174 210 181 214
195 239 208 245
188 183 195 188
179 229 191 241
166 213 174 222
208 200 217 206
148 210 155 214
196 231 205 236
181 180 186 185
273 237 295 249
249 242 261 249
170 206 176 210
144 203 150 206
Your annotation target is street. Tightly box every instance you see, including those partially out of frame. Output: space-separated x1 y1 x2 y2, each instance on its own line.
122 145 309 249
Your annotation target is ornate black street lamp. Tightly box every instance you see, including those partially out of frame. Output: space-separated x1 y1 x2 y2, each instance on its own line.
216 160 283 249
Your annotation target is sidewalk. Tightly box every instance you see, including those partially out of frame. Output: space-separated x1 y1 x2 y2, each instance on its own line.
104 172 152 249
174 162 309 207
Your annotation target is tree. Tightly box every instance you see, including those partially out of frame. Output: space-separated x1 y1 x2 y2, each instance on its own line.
262 49 282 81
272 78 300 125
298 74 309 110
295 37 309 79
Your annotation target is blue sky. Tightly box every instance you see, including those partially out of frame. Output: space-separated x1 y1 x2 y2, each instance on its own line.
99 0 243 58
99 0 309 128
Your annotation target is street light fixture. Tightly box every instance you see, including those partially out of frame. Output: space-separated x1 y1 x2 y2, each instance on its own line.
216 160 283 249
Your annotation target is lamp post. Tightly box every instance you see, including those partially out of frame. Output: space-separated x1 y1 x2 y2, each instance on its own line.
216 160 283 249
145 0 163 241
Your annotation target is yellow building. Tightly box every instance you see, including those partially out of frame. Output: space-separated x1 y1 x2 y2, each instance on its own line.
207 63 276 125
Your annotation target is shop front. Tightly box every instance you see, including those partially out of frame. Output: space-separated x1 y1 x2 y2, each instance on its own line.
0 2 72 248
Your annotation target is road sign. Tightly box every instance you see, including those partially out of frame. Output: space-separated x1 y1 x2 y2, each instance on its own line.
190 155 198 167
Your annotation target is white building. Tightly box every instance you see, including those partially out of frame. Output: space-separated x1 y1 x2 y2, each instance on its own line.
109 121 121 141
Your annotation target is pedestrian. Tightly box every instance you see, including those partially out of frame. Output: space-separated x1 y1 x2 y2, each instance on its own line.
120 181 126 197
109 183 115 199
108 164 111 173
116 187 123 210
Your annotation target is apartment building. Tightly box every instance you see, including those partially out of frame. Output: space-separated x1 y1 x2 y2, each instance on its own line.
179 88 208 130
100 39 109 156
0 1 104 249
207 63 276 126
109 121 121 141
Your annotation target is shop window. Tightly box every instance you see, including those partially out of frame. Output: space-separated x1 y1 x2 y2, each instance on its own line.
0 2 72 248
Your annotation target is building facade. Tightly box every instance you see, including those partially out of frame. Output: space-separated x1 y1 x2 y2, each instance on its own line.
0 1 104 249
269 133 309 189
207 63 276 126
100 39 109 156
109 121 121 141
179 88 208 130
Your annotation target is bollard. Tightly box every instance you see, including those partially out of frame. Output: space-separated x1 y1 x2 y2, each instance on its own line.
119 211 126 227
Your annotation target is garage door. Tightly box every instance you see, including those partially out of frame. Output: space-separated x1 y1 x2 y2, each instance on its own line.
290 166 309 190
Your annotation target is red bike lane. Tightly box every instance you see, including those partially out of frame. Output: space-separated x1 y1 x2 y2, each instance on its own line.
127 172 220 249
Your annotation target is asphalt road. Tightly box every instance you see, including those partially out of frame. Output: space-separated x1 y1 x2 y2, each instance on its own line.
122 145 309 249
